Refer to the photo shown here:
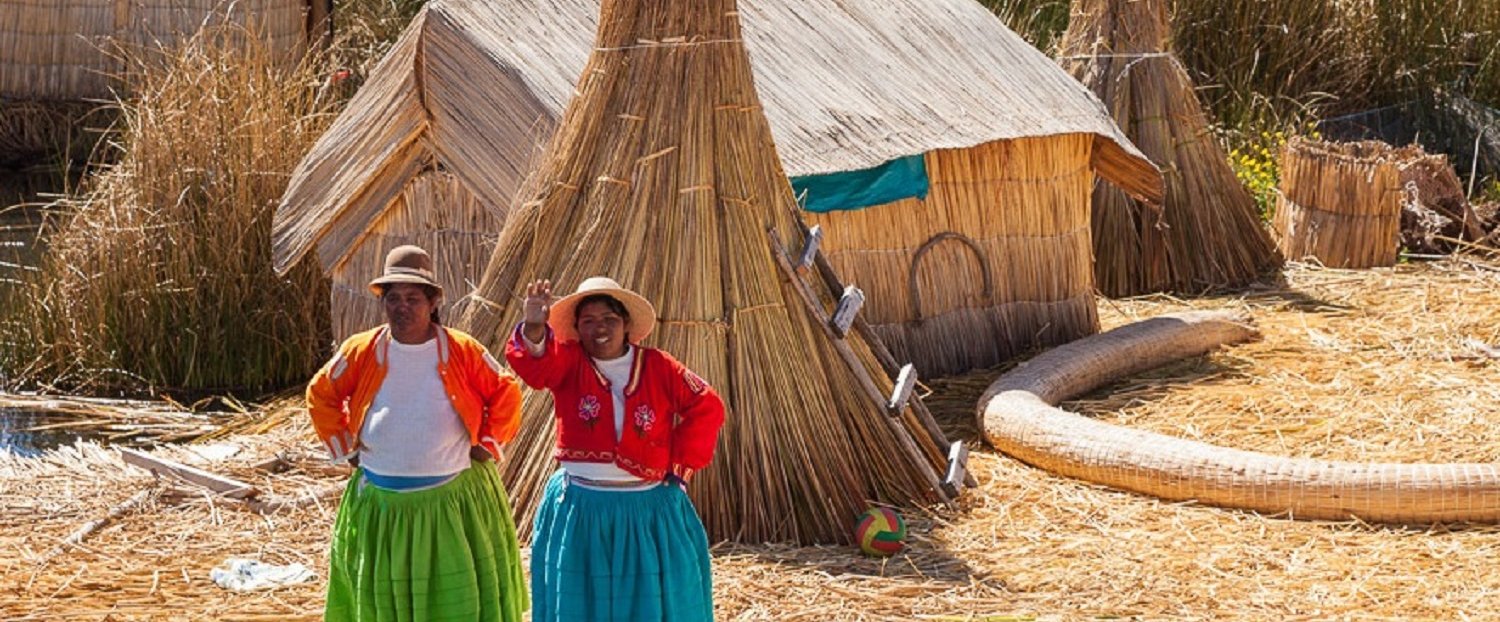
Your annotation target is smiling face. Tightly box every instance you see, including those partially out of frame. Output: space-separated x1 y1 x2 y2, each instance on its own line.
575 297 629 360
382 283 437 344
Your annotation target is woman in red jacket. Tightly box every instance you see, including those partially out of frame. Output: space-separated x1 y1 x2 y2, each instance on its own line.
507 276 725 622
306 245 528 621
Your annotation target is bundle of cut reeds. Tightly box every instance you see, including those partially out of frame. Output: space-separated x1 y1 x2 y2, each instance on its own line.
1058 0 1282 297
1274 138 1409 268
459 0 956 544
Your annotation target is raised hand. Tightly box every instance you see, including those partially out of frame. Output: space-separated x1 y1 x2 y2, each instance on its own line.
522 280 553 342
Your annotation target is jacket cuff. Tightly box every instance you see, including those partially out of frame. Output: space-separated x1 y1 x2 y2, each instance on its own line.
512 322 549 357
323 430 357 463
479 436 504 461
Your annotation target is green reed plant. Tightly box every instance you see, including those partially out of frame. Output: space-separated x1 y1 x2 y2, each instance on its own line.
980 0 1071 53
0 26 338 396
1361 0 1500 108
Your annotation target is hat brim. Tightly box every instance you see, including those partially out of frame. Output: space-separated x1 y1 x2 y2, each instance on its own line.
368 274 444 297
547 286 656 344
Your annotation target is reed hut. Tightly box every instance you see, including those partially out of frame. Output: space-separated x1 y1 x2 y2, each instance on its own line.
459 0 963 545
0 0 329 164
269 0 1162 374
325 170 499 339
1058 0 1282 297
1274 138 1411 268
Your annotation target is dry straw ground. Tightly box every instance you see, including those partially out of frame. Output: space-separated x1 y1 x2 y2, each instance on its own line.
4 257 1499 620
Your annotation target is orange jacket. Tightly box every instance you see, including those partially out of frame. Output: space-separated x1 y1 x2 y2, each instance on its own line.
306 325 522 462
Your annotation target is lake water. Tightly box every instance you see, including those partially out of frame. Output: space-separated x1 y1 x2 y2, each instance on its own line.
0 408 99 456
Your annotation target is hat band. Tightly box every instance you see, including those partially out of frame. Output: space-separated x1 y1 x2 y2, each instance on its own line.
384 266 436 280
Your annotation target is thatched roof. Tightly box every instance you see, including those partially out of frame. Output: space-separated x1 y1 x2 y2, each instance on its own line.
1059 0 1281 296
455 0 963 544
0 0 320 102
271 0 1162 275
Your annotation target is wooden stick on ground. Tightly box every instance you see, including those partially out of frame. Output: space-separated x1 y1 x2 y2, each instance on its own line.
119 448 258 500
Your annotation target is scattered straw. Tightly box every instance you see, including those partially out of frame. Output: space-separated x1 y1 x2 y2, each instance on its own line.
5 258 1500 619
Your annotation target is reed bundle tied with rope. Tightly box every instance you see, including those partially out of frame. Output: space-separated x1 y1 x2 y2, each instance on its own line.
1273 138 1412 268
458 0 956 544
329 170 504 340
1058 0 1282 297
802 135 1099 378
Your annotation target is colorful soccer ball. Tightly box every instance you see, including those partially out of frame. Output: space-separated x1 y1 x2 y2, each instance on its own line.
854 507 907 556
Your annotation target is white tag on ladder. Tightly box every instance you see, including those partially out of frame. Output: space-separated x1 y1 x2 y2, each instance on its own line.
796 225 822 273
830 285 864 337
887 364 916 414
942 441 969 497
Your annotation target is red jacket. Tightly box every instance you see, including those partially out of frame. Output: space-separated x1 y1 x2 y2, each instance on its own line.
306 325 523 462
505 324 725 481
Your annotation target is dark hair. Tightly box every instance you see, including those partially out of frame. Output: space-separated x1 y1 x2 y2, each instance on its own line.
575 294 629 320
377 283 443 324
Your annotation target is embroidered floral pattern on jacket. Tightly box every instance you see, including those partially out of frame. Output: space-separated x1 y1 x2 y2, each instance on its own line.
632 405 657 438
578 395 601 427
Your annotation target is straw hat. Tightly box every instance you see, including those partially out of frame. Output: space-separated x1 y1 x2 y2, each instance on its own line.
548 276 657 344
367 245 443 296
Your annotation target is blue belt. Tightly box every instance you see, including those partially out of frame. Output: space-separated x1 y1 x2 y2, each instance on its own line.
361 468 458 491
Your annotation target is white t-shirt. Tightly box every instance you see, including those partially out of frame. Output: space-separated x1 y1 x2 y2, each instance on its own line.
357 338 472 478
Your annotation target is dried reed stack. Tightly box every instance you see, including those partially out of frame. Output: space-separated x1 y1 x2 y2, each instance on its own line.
328 170 502 340
1058 0 1281 296
801 135 1099 378
0 26 336 395
1274 138 1406 268
459 0 957 544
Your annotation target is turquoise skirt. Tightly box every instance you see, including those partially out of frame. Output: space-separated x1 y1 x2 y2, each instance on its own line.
531 470 714 622
325 460 528 622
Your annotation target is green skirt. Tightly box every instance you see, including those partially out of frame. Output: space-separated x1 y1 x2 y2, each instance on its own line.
325 460 528 622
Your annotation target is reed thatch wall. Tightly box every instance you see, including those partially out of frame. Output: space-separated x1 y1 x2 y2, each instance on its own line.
328 170 503 340
1058 0 1281 297
456 0 959 545
802 135 1097 377
1274 139 1406 268
0 0 312 101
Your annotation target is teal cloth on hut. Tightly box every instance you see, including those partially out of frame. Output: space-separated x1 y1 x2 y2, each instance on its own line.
790 154 930 213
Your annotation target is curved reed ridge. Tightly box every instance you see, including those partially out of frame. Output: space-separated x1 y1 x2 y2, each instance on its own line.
978 311 1500 523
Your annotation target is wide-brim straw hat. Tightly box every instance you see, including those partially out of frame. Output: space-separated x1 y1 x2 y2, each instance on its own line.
548 276 657 344
367 245 443 296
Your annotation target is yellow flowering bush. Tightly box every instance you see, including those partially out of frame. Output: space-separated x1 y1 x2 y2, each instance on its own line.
1229 125 1320 220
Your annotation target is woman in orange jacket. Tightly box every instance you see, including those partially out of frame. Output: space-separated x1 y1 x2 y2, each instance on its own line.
306 245 527 622
507 276 725 622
